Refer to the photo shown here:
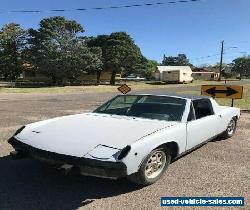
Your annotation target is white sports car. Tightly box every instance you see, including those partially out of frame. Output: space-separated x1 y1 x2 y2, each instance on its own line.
8 93 240 185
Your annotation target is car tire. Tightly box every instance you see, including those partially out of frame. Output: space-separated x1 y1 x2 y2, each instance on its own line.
127 147 171 186
221 118 237 139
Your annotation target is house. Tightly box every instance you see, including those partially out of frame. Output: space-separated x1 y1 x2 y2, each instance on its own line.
155 66 193 83
20 63 112 84
192 67 220 80
192 71 219 80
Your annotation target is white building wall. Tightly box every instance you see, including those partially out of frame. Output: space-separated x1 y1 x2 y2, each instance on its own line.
156 66 193 83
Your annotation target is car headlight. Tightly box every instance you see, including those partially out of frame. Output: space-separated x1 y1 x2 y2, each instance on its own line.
117 145 131 160
14 126 25 136
88 144 120 160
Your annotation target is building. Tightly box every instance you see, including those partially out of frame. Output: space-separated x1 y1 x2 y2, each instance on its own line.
192 67 219 80
22 70 112 84
192 71 219 80
155 66 193 83
20 63 112 84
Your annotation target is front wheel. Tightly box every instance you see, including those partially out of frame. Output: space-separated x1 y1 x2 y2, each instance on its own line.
127 147 171 186
221 118 237 139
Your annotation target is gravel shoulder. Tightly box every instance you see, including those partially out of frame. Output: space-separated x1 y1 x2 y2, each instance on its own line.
0 87 249 210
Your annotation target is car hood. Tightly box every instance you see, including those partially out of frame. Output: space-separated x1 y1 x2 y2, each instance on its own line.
16 113 178 158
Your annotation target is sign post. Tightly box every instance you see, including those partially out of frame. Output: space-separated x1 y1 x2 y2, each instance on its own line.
201 85 243 107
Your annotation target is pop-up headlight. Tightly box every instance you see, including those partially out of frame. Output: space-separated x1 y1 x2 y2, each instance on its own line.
117 145 131 160
14 126 25 136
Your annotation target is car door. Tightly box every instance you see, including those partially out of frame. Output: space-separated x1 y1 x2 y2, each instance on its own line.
186 99 220 150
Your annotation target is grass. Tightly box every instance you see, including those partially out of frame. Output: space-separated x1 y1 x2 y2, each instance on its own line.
0 80 249 109
0 80 221 94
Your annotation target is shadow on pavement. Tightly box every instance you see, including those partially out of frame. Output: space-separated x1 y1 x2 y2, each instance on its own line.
0 156 142 210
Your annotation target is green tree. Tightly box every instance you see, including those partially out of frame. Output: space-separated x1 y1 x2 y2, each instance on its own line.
231 56 250 76
162 53 192 66
88 32 144 85
131 58 158 79
212 62 228 70
27 16 102 85
83 46 103 84
0 23 27 80
211 62 231 78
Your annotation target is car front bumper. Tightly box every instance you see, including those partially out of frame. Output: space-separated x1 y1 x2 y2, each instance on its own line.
8 137 127 179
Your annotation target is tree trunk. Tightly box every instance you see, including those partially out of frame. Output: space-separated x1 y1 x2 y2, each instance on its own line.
96 71 101 85
58 78 64 86
110 70 116 85
51 75 57 86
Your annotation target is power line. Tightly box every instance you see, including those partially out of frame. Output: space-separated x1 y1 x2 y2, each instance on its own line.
190 47 250 62
190 53 220 61
0 0 201 14
192 53 249 65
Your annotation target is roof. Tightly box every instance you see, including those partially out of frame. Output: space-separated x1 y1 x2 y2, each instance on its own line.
192 67 211 72
127 90 210 100
157 66 192 73
192 71 218 74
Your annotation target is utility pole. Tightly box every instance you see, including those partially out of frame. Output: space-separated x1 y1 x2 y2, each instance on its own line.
218 40 224 81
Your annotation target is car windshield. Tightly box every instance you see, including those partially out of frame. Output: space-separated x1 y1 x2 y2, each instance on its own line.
94 95 186 121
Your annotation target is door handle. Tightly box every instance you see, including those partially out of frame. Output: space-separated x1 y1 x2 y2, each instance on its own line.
218 114 222 118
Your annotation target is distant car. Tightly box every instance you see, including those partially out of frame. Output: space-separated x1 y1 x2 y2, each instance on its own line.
123 75 146 81
236 74 241 80
8 93 240 185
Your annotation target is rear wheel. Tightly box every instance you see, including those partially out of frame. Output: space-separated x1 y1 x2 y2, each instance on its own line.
127 147 171 185
221 118 237 139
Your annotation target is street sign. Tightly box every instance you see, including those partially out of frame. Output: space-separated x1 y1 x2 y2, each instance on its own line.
117 84 131 94
201 85 243 99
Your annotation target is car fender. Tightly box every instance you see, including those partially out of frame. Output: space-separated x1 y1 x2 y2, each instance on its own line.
214 106 240 133
122 123 187 175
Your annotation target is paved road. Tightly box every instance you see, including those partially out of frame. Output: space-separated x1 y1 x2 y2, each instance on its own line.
0 85 202 141
0 84 249 210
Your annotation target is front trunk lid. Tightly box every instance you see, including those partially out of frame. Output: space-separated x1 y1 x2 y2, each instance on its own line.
16 113 177 157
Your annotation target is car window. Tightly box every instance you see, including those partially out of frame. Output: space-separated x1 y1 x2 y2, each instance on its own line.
96 95 139 115
127 102 185 121
187 103 196 121
193 99 214 119
94 95 186 121
141 96 184 105
106 95 138 109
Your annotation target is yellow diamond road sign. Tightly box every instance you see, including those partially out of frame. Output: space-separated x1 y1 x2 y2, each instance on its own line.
117 84 131 94
201 85 243 99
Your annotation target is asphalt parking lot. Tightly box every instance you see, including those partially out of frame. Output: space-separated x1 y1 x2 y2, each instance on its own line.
0 88 249 210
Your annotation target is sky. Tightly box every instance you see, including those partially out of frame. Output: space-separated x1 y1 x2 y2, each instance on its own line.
1 0 250 66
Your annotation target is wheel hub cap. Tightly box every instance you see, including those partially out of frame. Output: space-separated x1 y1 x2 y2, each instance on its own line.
227 120 235 135
145 151 166 179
